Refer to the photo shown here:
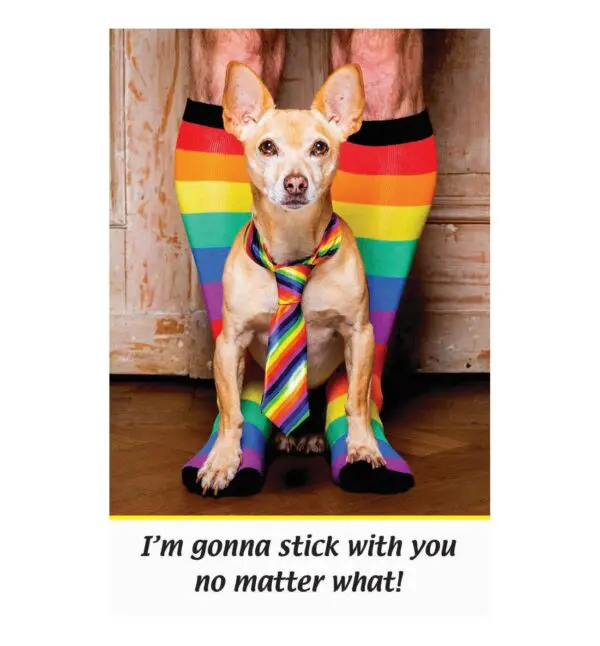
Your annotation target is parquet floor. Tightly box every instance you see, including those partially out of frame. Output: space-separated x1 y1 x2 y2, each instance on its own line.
110 375 489 516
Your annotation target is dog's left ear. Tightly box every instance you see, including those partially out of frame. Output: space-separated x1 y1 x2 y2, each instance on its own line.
222 61 275 141
311 64 365 141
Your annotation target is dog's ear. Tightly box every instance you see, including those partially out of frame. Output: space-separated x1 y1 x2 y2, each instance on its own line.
311 64 365 141
222 62 275 141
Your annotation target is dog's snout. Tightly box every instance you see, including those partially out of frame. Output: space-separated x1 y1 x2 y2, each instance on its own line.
283 173 308 196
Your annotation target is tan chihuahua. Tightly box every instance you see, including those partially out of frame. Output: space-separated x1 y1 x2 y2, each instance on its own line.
198 62 385 493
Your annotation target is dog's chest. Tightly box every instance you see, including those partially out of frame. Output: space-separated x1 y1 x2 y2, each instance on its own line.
245 269 347 386
248 268 347 333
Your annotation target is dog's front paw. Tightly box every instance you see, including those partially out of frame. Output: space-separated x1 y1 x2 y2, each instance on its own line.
296 434 325 455
346 434 386 469
197 442 242 495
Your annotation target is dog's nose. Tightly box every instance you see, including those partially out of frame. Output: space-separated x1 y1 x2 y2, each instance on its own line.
283 173 308 196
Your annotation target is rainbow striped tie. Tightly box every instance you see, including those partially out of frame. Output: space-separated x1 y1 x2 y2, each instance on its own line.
243 214 343 434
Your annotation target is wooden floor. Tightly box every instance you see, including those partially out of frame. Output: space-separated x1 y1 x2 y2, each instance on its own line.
110 375 490 516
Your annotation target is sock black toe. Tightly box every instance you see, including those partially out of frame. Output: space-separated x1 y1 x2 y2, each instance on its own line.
372 467 415 494
224 468 264 497
339 462 415 494
181 466 200 492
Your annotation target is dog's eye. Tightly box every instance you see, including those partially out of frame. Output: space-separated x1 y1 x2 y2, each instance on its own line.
258 139 278 156
310 140 329 156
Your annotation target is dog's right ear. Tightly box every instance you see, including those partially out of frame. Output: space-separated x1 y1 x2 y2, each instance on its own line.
222 62 275 141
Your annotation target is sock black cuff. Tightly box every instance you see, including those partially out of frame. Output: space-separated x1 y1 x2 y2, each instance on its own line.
182 98 224 129
182 99 433 144
348 109 433 146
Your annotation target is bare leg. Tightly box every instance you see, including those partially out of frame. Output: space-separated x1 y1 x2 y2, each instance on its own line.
190 29 286 103
331 29 424 119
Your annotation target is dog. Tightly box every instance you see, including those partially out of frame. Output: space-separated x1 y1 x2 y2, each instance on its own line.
198 61 385 493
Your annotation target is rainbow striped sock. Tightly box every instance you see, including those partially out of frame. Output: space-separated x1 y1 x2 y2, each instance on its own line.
175 99 268 496
181 380 271 496
325 110 437 493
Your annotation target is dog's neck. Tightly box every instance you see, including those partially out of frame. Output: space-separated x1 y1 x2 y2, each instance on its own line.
251 190 333 265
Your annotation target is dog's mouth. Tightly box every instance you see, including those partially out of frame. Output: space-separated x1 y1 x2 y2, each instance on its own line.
279 198 310 210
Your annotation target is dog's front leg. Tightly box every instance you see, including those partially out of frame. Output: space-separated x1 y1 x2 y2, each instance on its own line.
198 328 250 494
343 322 385 467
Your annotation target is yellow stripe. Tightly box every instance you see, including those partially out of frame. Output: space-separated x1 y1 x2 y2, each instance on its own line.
326 393 347 426
286 267 305 280
326 394 381 427
176 183 431 240
266 317 303 366
111 515 491 521
241 381 263 405
176 184 431 240
334 201 431 241
175 180 252 213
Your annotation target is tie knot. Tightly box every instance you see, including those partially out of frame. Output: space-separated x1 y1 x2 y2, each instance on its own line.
278 293 301 305
275 265 310 305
